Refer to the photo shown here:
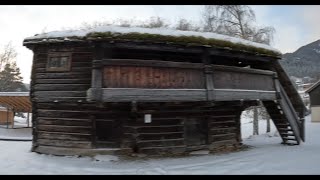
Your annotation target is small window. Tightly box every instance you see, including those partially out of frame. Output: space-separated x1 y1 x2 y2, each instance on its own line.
46 53 71 71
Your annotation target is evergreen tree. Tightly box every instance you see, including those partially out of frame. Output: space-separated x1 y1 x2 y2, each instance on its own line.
0 62 27 92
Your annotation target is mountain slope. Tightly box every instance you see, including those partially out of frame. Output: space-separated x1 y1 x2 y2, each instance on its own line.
281 40 320 80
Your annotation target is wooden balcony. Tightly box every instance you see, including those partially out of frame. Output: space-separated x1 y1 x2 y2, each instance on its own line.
87 59 279 102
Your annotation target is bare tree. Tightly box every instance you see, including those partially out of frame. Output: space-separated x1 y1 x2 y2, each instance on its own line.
201 5 224 33
250 26 275 45
78 16 169 30
202 5 275 45
140 16 169 28
0 42 17 71
175 18 200 31
79 20 112 30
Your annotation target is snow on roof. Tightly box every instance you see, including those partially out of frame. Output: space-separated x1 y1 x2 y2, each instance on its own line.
306 80 320 93
23 25 281 56
0 92 29 97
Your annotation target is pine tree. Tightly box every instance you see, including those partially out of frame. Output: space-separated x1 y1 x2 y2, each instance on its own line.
0 62 27 92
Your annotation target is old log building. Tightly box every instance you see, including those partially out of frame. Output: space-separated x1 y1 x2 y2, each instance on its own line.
23 26 306 156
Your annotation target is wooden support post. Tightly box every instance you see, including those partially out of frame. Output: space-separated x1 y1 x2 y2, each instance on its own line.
11 111 14 129
27 112 30 128
253 106 259 135
88 42 105 102
88 43 113 103
272 73 281 100
202 48 214 101
90 60 103 102
90 115 97 148
6 107 9 129
236 110 242 144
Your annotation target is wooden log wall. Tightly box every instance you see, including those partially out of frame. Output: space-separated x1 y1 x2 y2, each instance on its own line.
120 101 246 155
30 45 98 151
29 43 256 155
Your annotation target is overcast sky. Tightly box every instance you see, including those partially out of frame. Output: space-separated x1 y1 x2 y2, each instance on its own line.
0 5 319 83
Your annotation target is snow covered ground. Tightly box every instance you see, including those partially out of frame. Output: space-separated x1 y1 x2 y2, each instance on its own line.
0 115 32 140
0 115 319 174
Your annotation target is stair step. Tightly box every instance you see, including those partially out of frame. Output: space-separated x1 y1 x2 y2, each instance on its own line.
283 137 297 141
276 124 290 126
272 118 286 121
282 142 299 146
278 128 293 131
280 132 295 136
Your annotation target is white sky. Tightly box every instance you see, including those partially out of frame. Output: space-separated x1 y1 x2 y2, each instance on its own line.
0 5 319 83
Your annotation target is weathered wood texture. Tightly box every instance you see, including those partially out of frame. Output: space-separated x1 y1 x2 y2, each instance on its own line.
213 70 275 91
119 101 245 154
104 66 204 89
270 60 306 118
28 42 287 156
100 88 207 102
97 88 276 102
30 45 95 150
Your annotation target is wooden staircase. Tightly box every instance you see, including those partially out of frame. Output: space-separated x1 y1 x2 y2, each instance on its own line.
263 101 300 145
263 80 304 145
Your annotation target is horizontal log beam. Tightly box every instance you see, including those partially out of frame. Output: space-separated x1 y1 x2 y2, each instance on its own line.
108 42 278 62
87 88 277 102
90 88 207 102
213 65 275 76
214 89 277 101
102 58 204 69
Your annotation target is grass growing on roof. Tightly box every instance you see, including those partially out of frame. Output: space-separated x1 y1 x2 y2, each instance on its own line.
86 32 281 57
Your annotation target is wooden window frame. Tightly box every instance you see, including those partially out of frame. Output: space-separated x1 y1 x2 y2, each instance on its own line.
46 52 72 72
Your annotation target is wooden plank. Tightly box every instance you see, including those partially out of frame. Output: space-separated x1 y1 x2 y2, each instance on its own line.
101 88 207 102
124 126 183 134
124 132 184 141
38 119 91 126
70 62 93 67
135 139 185 148
37 132 91 141
97 88 276 102
213 70 275 91
103 66 204 89
212 65 275 76
102 58 204 69
35 67 91 73
35 78 91 84
214 89 277 101
34 97 87 103
35 72 91 79
34 91 86 97
37 125 92 134
110 41 203 54
108 41 278 62
37 138 92 148
37 130 91 136
34 84 89 91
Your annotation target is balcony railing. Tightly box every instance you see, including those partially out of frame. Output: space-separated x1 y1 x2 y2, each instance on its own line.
87 59 278 102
